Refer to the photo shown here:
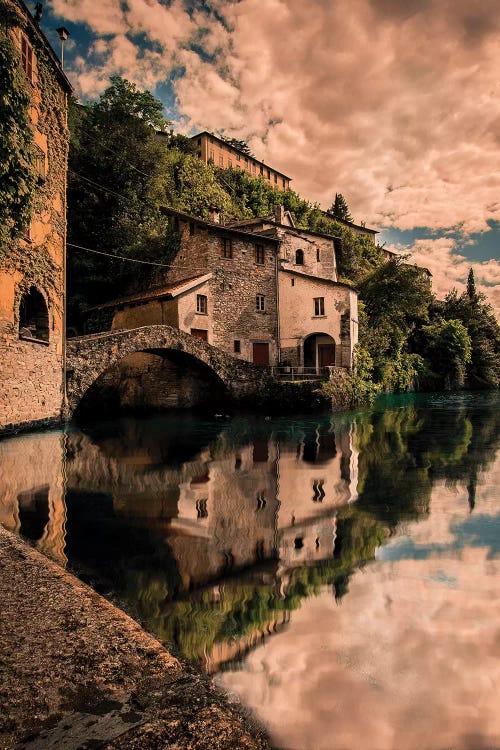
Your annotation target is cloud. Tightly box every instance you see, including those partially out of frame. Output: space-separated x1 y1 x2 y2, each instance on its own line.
219 476 500 750
50 0 499 307
392 236 500 311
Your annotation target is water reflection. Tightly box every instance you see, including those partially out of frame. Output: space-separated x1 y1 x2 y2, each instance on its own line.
0 393 499 747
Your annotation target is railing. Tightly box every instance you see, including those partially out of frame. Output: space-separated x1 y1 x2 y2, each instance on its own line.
270 366 329 381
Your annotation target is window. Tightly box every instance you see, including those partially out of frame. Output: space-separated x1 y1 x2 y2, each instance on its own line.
291 278 295 286
256 294 265 312
234 339 241 353
222 237 233 258
267 169 271 179
316 248 320 262
189 221 195 236
34 145 46 182
228 157 232 167
236 153 241 161
191 328 208 340
255 244 265 264
295 249 304 265
260 165 263 175
209 149 214 161
19 287 49 342
274 174 278 183
244 157 248 165
198 138 201 146
314 297 325 316
196 294 207 314
252 163 256 173
21 34 34 84
282 178 286 189
219 155 224 166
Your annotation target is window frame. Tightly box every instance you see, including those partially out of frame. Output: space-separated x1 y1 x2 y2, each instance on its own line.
313 297 325 316
256 294 265 312
234 339 241 354
21 33 34 85
222 237 233 259
295 249 304 265
196 294 208 315
255 244 265 265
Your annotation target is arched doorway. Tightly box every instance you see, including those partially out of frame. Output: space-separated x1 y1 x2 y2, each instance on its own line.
18 287 49 342
303 333 336 371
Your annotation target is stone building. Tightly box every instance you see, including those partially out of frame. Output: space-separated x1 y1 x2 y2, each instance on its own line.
191 131 291 191
0 1 71 433
87 205 359 370
229 206 359 368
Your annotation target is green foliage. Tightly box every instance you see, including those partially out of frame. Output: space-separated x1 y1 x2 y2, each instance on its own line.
421 318 472 389
437 288 500 388
221 136 254 156
358 258 434 391
67 79 175 324
466 267 477 301
329 192 353 221
96 75 168 131
320 344 381 408
0 32 36 259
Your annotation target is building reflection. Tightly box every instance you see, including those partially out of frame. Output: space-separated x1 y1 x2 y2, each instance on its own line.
2 395 497 674
0 415 359 670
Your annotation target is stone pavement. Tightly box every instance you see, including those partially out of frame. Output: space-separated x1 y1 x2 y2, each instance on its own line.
0 527 271 750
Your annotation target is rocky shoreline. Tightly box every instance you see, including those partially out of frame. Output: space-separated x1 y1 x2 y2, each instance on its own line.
0 527 271 750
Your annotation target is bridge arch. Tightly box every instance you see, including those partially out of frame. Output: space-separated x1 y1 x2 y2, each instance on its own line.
66 325 267 419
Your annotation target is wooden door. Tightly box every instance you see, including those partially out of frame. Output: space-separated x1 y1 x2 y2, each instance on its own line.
318 344 335 367
190 328 208 341
252 342 270 365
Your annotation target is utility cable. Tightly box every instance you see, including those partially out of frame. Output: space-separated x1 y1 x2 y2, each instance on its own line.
67 242 209 272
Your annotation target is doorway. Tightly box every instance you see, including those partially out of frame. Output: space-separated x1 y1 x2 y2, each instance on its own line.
252 342 270 365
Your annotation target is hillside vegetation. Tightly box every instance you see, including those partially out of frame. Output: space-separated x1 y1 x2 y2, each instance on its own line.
67 78 499 395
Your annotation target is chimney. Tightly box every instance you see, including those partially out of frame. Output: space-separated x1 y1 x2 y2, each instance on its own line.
209 204 220 224
274 204 285 224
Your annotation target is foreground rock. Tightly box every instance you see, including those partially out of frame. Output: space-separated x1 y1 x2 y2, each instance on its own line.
0 528 270 750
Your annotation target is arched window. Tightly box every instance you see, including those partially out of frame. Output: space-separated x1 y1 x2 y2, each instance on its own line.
19 287 49 342
295 249 304 265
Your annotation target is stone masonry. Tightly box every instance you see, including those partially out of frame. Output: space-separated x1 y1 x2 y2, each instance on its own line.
66 324 273 417
0 1 71 433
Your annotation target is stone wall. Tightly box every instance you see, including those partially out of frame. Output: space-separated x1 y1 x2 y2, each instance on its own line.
158 218 280 365
66 325 274 417
0 6 70 433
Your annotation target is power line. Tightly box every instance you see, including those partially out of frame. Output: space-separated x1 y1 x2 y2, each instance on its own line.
68 170 128 201
67 242 207 271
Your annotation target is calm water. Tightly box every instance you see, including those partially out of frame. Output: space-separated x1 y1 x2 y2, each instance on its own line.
1 392 499 750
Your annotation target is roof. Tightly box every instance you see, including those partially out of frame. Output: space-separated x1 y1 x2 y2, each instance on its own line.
191 131 292 181
16 0 72 93
160 206 280 244
324 212 378 235
280 268 358 293
227 216 342 242
86 274 212 312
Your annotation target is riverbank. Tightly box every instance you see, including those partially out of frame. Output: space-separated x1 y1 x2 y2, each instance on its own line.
0 527 271 750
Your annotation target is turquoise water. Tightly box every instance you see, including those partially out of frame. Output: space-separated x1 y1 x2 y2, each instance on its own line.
1 392 498 749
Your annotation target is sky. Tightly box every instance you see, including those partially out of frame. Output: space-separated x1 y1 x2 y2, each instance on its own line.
40 0 499 312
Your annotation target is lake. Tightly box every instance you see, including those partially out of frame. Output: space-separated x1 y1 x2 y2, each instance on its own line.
1 391 498 750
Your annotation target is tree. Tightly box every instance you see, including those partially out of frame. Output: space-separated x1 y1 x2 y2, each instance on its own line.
467 267 477 301
421 318 472 389
66 79 173 326
438 288 500 388
221 136 254 157
329 193 353 222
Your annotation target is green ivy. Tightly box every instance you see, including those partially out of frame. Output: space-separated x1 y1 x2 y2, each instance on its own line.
0 24 36 262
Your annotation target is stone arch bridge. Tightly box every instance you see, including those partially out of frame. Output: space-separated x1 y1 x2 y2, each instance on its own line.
66 325 271 416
